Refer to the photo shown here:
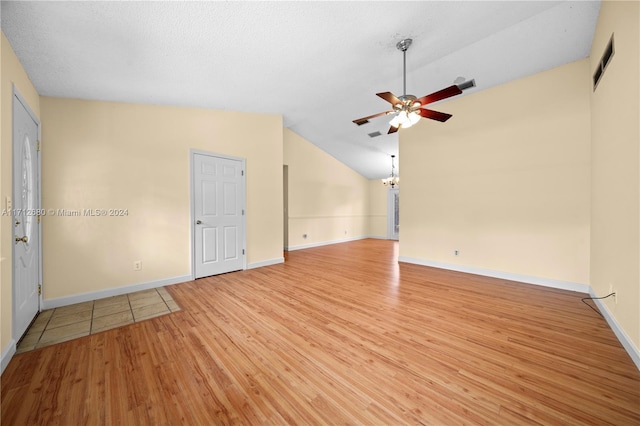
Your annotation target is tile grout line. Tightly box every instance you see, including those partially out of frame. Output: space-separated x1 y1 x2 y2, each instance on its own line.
127 292 135 323
89 300 95 335
159 288 172 313
36 308 56 348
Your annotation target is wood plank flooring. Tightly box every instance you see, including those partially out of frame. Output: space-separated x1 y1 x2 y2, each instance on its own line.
2 239 639 425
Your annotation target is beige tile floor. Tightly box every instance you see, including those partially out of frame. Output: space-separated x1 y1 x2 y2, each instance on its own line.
17 287 180 353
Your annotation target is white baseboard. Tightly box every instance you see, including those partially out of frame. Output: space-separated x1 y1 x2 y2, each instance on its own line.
287 236 389 251
592 290 640 370
247 257 284 269
1 339 17 375
41 274 192 310
398 256 590 293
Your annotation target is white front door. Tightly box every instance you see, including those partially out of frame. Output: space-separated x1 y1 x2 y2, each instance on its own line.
192 152 245 278
12 92 40 339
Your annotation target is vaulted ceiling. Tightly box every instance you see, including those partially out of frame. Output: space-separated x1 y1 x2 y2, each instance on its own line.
1 1 600 178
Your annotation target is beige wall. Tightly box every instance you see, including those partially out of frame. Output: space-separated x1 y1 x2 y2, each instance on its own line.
284 128 378 248
1 32 41 351
589 1 639 348
368 179 389 238
400 59 592 286
40 97 283 300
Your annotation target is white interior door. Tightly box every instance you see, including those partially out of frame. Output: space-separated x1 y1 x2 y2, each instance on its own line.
192 152 245 278
12 92 40 339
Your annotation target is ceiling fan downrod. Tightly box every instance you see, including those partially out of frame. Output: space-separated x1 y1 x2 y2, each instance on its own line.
396 38 412 98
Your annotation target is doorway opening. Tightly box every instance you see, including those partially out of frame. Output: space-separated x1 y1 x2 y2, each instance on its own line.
387 188 399 240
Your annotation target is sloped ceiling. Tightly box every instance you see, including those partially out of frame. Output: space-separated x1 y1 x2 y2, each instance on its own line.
1 1 600 178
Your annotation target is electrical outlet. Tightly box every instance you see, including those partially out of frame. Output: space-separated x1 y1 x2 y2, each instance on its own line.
454 250 459 256
133 260 142 271
303 234 308 239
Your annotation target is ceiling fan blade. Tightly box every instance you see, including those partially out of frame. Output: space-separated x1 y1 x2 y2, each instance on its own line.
416 85 462 106
418 108 453 122
376 92 402 106
353 110 393 125
387 125 400 134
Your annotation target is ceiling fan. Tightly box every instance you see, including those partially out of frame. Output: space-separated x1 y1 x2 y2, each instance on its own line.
353 38 475 134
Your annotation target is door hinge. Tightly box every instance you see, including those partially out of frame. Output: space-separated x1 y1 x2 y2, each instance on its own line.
242 209 245 216
38 285 42 296
36 141 41 152
37 214 41 224
242 249 245 255
241 170 244 176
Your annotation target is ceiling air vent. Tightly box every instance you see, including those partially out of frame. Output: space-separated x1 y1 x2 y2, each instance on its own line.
368 131 382 138
593 34 615 91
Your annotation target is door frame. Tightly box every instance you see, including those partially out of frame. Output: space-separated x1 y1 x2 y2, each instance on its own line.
12 86 43 340
189 149 247 279
387 187 399 240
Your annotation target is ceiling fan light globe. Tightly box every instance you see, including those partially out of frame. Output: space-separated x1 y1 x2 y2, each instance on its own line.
408 111 421 125
393 110 410 126
391 110 418 129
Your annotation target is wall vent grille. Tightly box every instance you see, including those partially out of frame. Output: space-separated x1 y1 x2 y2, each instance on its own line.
368 131 382 138
593 34 615 91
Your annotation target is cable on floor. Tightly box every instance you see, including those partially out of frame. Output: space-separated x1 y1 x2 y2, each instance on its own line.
581 292 615 317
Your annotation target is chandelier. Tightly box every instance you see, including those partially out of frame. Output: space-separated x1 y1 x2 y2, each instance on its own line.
382 155 399 188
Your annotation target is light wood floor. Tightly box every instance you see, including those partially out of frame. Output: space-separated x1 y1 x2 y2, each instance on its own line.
2 239 639 425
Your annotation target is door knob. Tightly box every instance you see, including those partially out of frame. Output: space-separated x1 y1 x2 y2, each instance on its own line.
196 220 202 225
15 236 28 243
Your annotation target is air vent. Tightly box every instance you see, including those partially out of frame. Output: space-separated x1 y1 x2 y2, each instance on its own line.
368 131 382 138
355 119 369 126
593 34 615 91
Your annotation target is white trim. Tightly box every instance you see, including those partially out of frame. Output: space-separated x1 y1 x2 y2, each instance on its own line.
287 236 369 251
591 290 640 370
1 340 17 375
248 257 284 269
12 86 39 124
397 256 590 293
387 187 399 240
41 275 191 310
286 235 388 251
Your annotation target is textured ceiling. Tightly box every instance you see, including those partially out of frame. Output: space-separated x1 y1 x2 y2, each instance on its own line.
1 1 600 179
